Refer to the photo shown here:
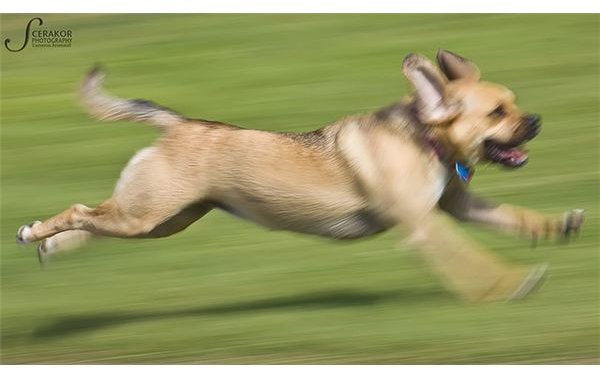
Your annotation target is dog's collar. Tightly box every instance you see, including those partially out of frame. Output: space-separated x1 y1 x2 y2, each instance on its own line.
425 136 474 183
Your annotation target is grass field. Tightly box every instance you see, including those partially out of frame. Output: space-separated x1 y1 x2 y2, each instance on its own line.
1 14 598 364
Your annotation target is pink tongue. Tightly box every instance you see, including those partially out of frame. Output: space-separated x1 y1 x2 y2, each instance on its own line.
499 147 528 163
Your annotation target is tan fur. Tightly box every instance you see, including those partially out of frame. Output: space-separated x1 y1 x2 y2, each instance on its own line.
17 50 584 302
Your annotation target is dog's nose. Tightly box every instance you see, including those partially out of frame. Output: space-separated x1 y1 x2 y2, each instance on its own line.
523 114 541 140
526 114 541 127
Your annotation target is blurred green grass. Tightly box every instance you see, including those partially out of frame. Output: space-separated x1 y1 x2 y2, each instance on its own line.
1 14 598 364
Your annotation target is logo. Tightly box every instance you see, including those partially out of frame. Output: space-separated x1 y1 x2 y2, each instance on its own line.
4 17 73 52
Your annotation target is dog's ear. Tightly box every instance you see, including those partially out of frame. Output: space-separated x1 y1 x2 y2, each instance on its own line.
403 53 462 124
436 49 481 81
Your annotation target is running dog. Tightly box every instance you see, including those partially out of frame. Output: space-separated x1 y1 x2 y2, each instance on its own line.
17 50 584 302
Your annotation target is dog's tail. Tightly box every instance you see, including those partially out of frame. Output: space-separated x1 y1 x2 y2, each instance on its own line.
79 65 187 130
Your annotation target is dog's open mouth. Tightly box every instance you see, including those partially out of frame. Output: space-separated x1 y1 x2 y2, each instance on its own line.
484 140 529 168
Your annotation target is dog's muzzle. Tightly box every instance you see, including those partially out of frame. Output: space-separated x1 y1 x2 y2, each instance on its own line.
484 114 542 169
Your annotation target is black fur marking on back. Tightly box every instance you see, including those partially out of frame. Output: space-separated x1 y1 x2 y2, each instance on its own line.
280 128 329 148
129 98 242 129
129 99 185 119
374 101 426 140
129 98 184 118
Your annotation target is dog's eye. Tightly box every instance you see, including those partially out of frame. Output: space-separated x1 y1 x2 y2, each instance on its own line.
489 105 506 118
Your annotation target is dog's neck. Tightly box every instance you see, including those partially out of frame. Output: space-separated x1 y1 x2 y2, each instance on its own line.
403 101 454 160
406 102 475 183
373 99 474 183
424 133 451 162
423 130 474 183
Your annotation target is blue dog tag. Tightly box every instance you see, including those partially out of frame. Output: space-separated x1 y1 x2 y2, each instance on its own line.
455 162 474 183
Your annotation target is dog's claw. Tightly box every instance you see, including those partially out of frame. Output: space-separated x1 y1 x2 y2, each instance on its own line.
561 209 585 243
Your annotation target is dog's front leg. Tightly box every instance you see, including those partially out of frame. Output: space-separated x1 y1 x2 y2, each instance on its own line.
439 177 585 242
403 210 547 302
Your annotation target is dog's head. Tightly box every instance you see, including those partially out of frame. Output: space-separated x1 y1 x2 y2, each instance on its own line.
404 50 541 168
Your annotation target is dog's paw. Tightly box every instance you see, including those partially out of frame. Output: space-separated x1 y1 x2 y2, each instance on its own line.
16 221 41 246
561 209 585 240
508 263 550 302
528 209 585 247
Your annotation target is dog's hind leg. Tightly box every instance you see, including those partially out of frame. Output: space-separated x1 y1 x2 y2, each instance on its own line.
28 203 211 266
17 201 150 243
17 144 212 248
17 198 211 244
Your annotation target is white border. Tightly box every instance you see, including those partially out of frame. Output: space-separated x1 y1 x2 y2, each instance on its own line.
0 0 599 13
1 365 593 369
0 2 597 369
0 366 588 369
